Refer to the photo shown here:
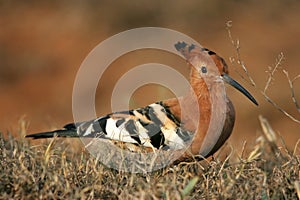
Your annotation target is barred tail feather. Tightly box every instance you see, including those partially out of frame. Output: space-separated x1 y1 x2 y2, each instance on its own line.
26 123 78 139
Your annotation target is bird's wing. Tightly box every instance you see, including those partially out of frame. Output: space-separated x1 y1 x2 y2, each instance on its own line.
76 102 192 150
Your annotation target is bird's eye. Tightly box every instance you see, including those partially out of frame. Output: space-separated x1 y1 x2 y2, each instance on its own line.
201 66 207 73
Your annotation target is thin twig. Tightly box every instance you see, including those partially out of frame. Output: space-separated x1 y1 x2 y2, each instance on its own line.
264 53 284 93
261 53 300 123
283 70 300 112
226 21 300 124
261 93 300 123
226 21 256 87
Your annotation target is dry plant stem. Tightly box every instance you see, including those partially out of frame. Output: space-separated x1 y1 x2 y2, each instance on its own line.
258 115 287 161
217 145 233 176
264 52 284 93
262 54 300 124
226 21 256 87
226 21 300 124
283 70 300 112
44 137 56 164
259 115 277 143
295 181 300 199
293 139 300 156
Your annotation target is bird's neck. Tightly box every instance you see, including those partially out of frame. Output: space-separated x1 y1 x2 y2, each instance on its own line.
188 75 229 156
164 74 229 157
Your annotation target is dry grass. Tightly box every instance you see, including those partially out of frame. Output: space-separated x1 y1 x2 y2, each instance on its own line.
1 117 299 199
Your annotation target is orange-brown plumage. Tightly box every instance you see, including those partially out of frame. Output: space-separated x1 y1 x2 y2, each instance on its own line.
167 42 257 158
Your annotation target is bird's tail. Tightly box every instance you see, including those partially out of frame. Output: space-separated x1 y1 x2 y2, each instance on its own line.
25 123 78 139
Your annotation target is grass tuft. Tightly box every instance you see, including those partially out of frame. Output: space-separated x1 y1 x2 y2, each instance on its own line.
0 117 299 199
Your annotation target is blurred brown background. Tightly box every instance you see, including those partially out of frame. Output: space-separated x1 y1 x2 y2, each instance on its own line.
1 1 299 152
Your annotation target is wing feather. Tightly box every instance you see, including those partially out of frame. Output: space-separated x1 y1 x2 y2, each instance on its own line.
76 102 192 150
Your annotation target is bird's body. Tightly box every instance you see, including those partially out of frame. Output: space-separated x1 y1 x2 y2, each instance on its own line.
26 42 258 163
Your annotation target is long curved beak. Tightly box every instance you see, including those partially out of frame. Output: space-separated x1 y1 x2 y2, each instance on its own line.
222 74 258 106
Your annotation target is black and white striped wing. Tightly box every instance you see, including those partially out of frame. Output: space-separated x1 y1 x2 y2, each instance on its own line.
76 102 192 150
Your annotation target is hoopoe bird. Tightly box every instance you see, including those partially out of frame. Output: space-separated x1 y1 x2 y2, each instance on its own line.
26 42 258 163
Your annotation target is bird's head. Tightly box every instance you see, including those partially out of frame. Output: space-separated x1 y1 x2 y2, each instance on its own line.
175 42 258 106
